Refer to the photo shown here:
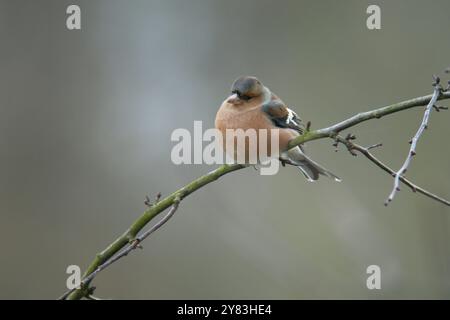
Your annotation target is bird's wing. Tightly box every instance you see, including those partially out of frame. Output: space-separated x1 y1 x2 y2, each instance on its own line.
261 99 304 134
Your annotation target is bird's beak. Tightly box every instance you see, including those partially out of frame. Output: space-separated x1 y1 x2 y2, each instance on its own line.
227 93 240 105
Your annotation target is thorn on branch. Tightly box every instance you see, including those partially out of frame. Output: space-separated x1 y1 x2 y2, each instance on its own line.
332 133 358 154
332 139 339 152
348 148 357 157
87 286 96 296
433 104 448 112
144 196 151 207
367 143 383 150
344 133 358 156
432 74 440 86
145 192 162 208
306 121 311 132
130 239 142 249
279 157 298 167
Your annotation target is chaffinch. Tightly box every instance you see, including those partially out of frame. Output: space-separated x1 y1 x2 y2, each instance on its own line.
215 76 340 181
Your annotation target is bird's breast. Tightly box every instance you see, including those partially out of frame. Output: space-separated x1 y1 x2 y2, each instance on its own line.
214 104 296 162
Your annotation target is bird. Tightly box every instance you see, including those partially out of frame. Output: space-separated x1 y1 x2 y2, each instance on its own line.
215 76 341 182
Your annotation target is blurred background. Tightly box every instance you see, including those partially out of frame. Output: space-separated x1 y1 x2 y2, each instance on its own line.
1 0 450 299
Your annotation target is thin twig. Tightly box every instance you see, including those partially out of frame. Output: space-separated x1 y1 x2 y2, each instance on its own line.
386 85 442 205
337 136 450 206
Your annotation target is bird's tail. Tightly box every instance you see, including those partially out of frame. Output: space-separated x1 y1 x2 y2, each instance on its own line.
283 147 341 182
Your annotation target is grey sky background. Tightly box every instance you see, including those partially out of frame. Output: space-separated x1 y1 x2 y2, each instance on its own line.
1 0 450 299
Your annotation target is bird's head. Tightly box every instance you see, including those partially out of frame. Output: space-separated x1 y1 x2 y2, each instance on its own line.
227 76 265 105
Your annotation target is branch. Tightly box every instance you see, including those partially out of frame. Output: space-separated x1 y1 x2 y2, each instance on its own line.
386 83 443 205
59 196 181 300
65 164 245 299
64 89 450 300
336 135 450 206
287 91 450 148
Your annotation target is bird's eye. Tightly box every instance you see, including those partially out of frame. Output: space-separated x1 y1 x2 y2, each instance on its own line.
232 90 251 101
237 92 251 101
